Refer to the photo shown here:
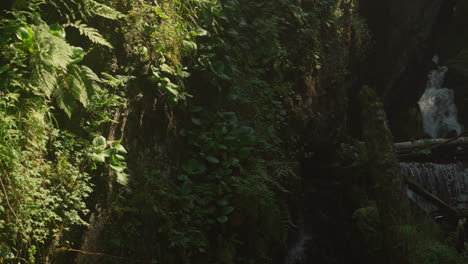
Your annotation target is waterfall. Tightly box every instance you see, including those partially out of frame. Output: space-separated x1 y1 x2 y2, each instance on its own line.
400 162 468 212
285 228 311 264
418 56 462 138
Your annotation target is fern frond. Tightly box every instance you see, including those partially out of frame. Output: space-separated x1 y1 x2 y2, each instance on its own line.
53 78 78 118
67 65 89 107
83 0 125 20
65 21 113 48
81 65 101 83
101 73 135 88
33 19 74 69
28 0 46 12
80 65 102 96
47 0 87 21
31 63 57 97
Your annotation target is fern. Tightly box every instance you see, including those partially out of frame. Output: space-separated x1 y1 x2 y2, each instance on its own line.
16 16 104 117
47 0 123 21
54 64 103 117
101 72 135 88
28 18 73 97
83 0 125 20
65 20 113 48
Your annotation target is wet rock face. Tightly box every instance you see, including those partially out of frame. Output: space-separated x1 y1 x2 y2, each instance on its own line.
441 1 468 130
359 0 455 140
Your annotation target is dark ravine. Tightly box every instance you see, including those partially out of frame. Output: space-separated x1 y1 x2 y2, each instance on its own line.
359 0 457 141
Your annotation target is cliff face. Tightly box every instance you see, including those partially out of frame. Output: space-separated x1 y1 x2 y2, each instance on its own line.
360 0 456 140
442 1 468 130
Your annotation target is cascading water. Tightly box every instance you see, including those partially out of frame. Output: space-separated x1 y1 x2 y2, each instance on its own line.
418 55 462 138
399 56 467 213
400 162 468 212
285 228 311 264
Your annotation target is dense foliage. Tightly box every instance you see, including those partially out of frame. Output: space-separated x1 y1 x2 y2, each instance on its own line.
0 0 363 262
1 0 466 264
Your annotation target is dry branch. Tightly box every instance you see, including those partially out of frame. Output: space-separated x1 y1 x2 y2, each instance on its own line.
394 137 468 154
404 176 461 218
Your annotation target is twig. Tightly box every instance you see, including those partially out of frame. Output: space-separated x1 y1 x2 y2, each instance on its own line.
55 247 144 262
0 173 18 220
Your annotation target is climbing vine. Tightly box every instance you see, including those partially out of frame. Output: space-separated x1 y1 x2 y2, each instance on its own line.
0 0 373 263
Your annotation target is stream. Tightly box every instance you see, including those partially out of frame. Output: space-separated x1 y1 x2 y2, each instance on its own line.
402 57 466 213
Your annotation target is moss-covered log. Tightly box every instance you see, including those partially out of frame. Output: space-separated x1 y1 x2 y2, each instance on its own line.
394 137 468 153
360 86 411 264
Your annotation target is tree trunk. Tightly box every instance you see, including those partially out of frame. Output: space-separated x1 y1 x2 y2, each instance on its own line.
360 86 411 264
404 177 461 219
394 137 468 153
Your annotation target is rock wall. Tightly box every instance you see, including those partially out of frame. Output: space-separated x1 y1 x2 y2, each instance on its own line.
359 0 456 140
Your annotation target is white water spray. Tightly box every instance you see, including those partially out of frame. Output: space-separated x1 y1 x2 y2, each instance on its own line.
418 55 462 138
400 162 468 212
285 228 311 264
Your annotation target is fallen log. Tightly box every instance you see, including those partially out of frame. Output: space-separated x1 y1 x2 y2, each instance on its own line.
394 137 468 152
394 137 468 156
404 176 461 218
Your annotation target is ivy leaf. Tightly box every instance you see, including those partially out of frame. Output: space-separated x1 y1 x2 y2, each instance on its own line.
196 28 208 36
110 164 125 173
116 172 128 185
0 65 11 75
155 7 169 20
115 144 127 154
238 147 252 158
16 26 33 41
49 23 66 38
93 136 107 150
92 152 106 163
189 106 202 113
217 198 229 206
216 216 228 223
183 159 206 175
206 156 220 164
222 206 234 215
182 40 198 51
191 117 202 126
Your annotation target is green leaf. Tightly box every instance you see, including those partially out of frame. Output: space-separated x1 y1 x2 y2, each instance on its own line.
189 106 202 113
110 164 125 173
66 21 113 48
155 6 169 20
219 112 237 123
115 144 127 154
16 26 33 41
71 47 85 63
84 0 125 20
49 24 66 38
216 216 228 223
0 65 11 75
238 147 252 158
93 136 107 150
196 28 209 36
191 118 202 126
116 172 129 185
104 148 115 157
182 40 198 51
227 28 239 36
206 156 220 164
92 152 106 163
218 144 228 150
183 159 206 175
222 206 234 215
228 157 240 167
217 198 229 207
